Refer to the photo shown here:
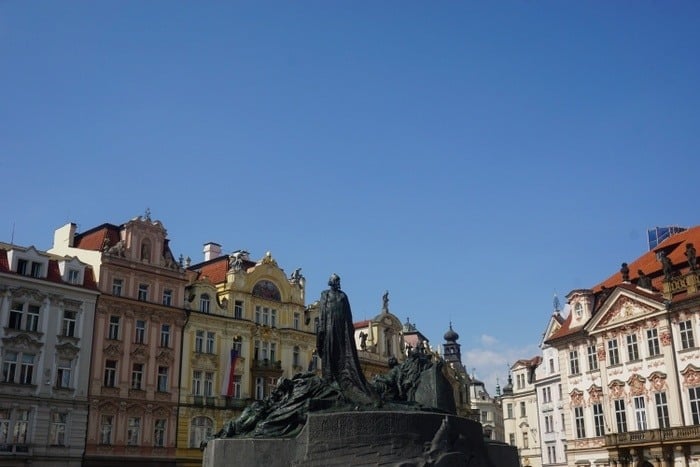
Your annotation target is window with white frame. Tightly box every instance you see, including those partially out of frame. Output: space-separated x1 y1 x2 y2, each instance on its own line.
614 399 627 432
157 366 169 392
200 294 210 313
104 360 117 387
522 431 529 448
574 406 586 438
127 417 141 446
112 279 123 296
689 387 700 425
655 392 670 428
206 332 215 354
30 261 42 278
189 417 213 448
569 350 580 375
647 328 661 357
192 370 203 396
8 302 23 329
593 403 605 436
16 259 27 275
138 284 149 301
520 401 526 417
627 334 640 361
679 320 695 349
506 403 513 419
204 372 214 396
587 345 598 371
234 300 243 319
56 359 72 388
544 414 553 433
0 409 30 452
162 289 172 306
195 331 204 353
255 377 264 400
131 363 144 390
608 339 620 366
255 306 261 324
50 412 67 446
62 310 77 337
2 351 17 383
232 375 242 398
267 377 276 397
293 312 300 329
8 302 40 332
67 269 80 284
547 445 556 463
108 316 120 340
270 342 277 362
18 354 35 384
270 309 277 327
508 433 515 445
549 358 554 374
542 387 551 403
160 324 170 347
154 419 166 447
634 395 647 430
25 305 39 332
100 414 114 445
135 320 146 344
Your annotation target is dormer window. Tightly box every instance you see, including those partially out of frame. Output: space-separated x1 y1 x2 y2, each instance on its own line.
574 303 583 319
68 269 80 285
200 294 211 314
30 262 42 278
16 259 28 275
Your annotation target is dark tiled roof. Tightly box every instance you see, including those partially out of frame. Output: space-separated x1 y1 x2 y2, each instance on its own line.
0 246 99 291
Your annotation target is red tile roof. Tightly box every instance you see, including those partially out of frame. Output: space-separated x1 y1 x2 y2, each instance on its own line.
0 250 8 273
0 246 99 291
547 226 700 343
354 320 370 329
189 256 257 283
73 223 121 251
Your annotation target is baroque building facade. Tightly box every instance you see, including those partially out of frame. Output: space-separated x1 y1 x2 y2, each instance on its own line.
50 214 188 467
502 356 543 466
545 225 700 467
0 242 99 467
177 246 316 467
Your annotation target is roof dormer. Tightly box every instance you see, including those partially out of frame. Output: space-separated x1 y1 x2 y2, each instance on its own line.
566 289 594 325
7 246 49 279
58 256 86 285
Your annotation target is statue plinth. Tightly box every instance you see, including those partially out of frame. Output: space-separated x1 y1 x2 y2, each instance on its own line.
203 410 519 466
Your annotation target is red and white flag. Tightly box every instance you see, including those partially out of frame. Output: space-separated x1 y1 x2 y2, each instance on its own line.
221 347 239 396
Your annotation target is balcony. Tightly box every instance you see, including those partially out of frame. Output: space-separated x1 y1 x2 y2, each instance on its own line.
606 425 700 446
252 359 282 371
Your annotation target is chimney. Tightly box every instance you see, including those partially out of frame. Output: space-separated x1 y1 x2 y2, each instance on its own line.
203 242 222 261
53 223 77 249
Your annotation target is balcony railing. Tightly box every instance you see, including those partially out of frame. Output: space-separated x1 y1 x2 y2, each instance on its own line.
252 359 282 371
605 425 700 446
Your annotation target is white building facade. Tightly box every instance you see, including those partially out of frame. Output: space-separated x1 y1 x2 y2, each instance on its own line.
503 356 543 467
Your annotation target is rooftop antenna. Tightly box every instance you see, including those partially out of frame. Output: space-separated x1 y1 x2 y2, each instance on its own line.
10 221 15 245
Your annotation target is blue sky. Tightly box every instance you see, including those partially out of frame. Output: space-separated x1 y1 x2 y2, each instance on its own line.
2 1 699 392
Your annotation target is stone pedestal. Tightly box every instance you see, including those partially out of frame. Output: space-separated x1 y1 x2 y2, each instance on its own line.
204 411 519 467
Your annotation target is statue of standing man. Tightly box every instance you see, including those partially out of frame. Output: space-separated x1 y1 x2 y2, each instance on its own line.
317 274 375 403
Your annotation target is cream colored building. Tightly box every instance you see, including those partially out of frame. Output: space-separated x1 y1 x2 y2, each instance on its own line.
0 242 99 467
545 225 700 467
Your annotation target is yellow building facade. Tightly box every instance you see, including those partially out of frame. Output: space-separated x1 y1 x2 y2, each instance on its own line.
175 247 318 467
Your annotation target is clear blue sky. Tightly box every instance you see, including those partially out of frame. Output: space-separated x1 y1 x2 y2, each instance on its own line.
2 1 699 392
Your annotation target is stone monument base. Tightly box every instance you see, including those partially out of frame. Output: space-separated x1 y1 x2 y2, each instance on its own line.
203 410 519 466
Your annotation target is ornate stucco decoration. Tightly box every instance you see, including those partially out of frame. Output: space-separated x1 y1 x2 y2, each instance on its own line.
55 341 80 359
648 371 667 392
104 343 122 358
10 287 47 302
680 364 700 388
627 374 647 396
588 385 603 404
2 333 42 352
130 345 149 363
156 348 174 364
192 352 218 370
259 251 277 266
570 389 584 407
598 296 656 328
608 380 626 399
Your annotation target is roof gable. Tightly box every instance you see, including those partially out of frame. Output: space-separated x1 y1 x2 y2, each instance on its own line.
584 287 664 334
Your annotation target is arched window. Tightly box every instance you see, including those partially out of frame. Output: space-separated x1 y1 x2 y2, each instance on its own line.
200 294 210 314
252 280 281 301
140 239 151 263
189 417 213 448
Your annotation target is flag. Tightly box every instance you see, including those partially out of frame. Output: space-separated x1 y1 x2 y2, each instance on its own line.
222 347 239 397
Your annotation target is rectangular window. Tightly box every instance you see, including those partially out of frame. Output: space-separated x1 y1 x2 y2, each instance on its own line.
100 415 113 445
127 417 141 446
293 312 300 330
112 279 123 296
8 302 23 329
542 387 551 403
634 395 647 430
263 307 270 326
270 342 277 362
154 419 166 447
574 406 586 438
16 259 27 275
25 305 39 332
627 334 640 361
615 399 628 433
104 360 117 387
2 352 17 383
689 387 700 425
520 401 526 418
255 377 264 400
108 316 120 340
138 284 149 301
68 268 80 284
544 415 553 432
162 289 172 306
506 403 513 419
200 295 210 313
30 262 42 278
593 403 605 436
270 309 277 327
509 433 515 446
192 371 202 395
135 320 146 344
19 354 34 384
157 366 169 392
14 410 29 446
234 301 243 319
549 358 554 374
646 328 660 357
587 345 598 371
56 359 72 388
655 392 670 428
62 310 77 337
255 306 261 324
608 339 620 366
50 413 67 446
204 371 214 396
232 375 242 398
679 320 695 349
569 350 580 375
131 363 144 390
195 330 204 353
206 332 215 354
293 346 300 367
522 431 529 449
160 324 170 347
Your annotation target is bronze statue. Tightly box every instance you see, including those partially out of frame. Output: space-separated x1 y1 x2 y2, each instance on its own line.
318 274 375 401
359 331 368 350
659 251 674 280
686 243 697 271
637 269 653 290
620 262 630 282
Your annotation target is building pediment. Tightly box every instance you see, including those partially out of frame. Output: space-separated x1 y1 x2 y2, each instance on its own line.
2 333 42 352
55 341 80 359
585 289 663 333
